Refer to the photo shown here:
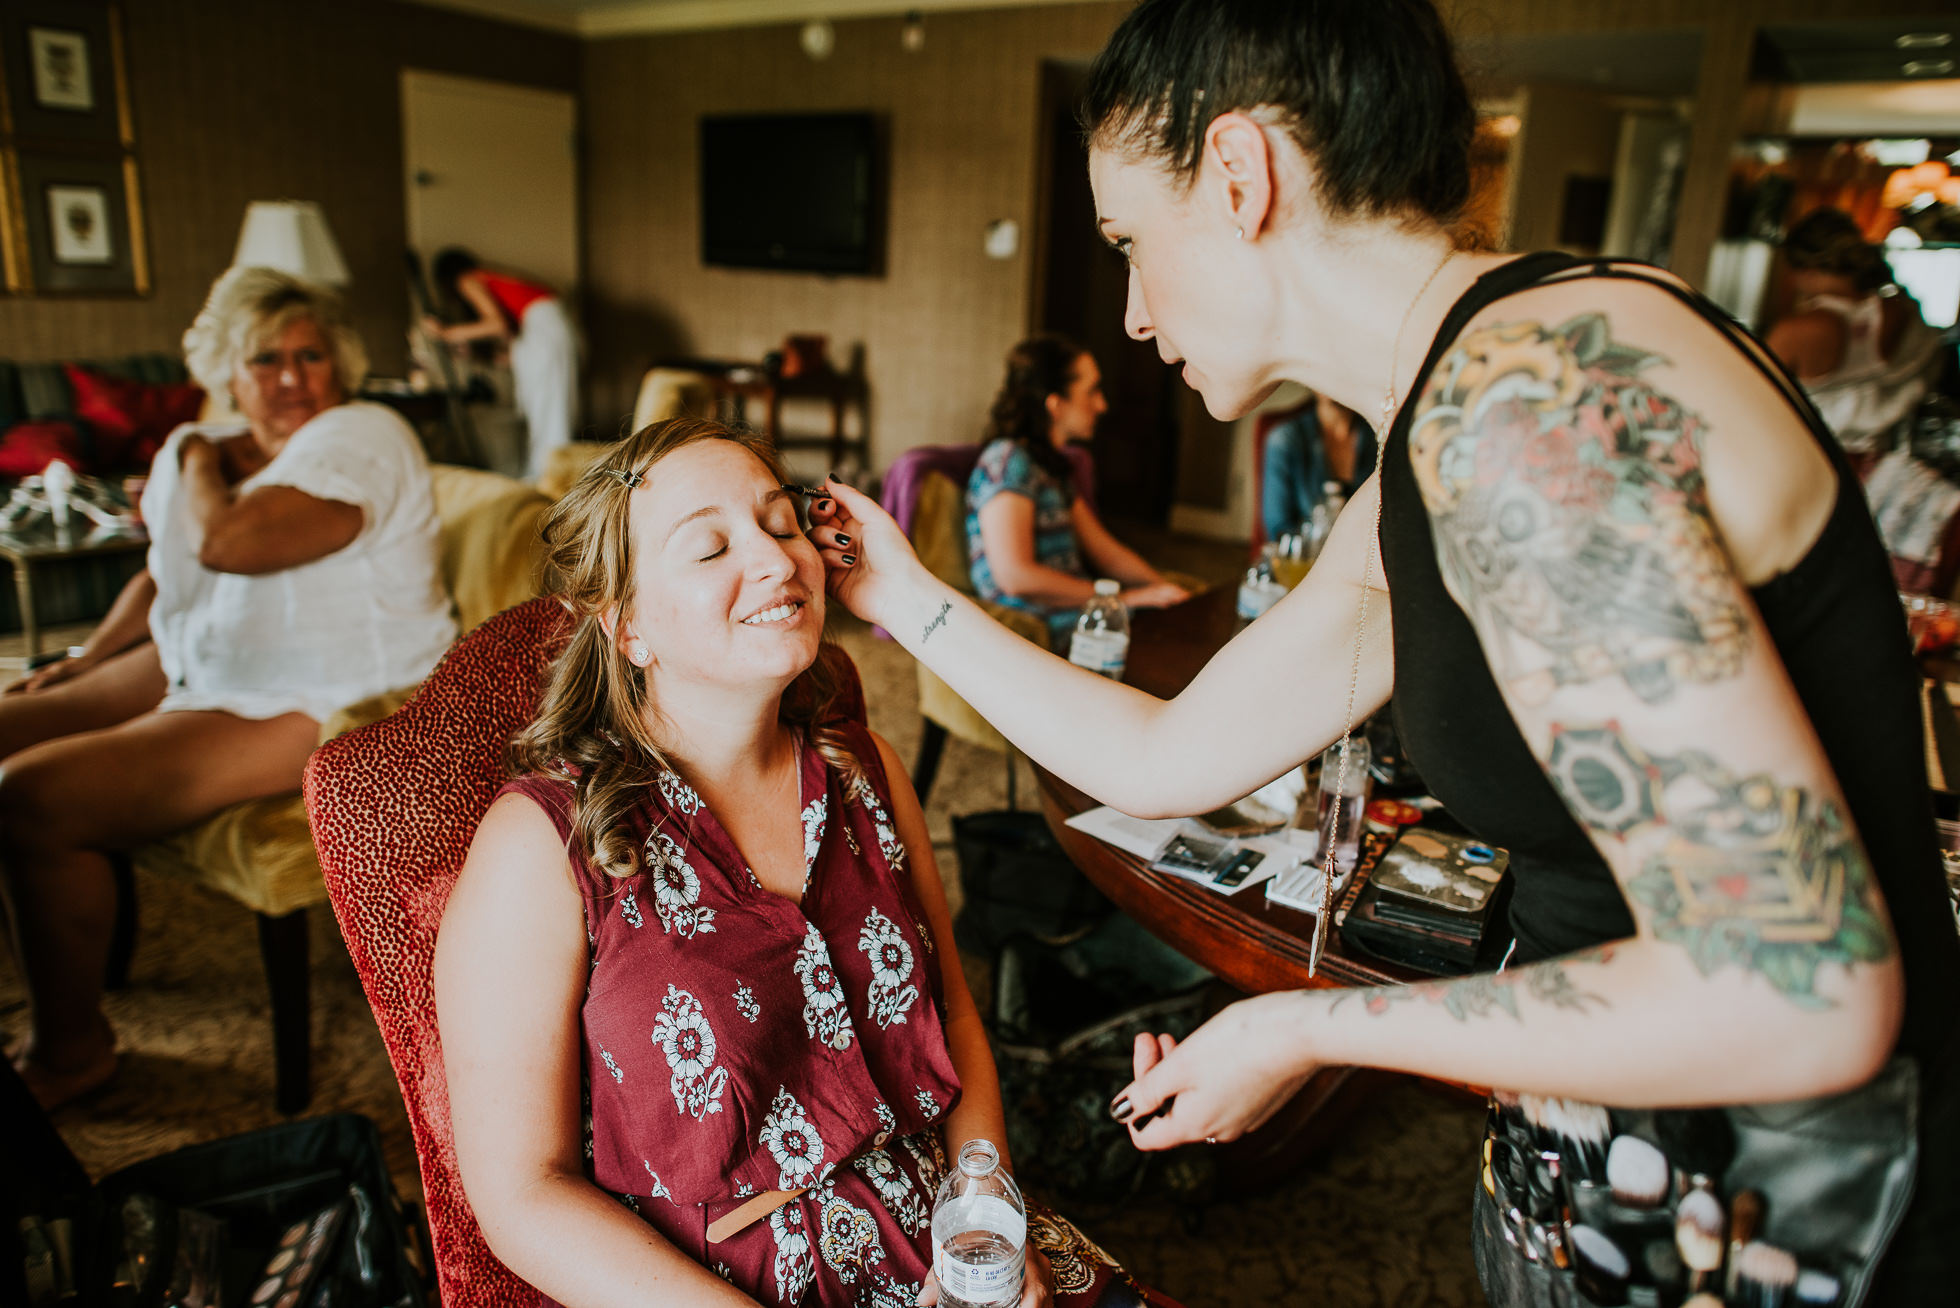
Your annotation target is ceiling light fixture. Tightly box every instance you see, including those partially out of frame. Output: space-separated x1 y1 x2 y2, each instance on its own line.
1902 58 1955 76
801 19 835 61
902 9 925 53
1894 32 1952 50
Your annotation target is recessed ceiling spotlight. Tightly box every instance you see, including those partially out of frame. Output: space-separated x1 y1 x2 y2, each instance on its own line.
1894 32 1952 50
801 19 835 61
1902 57 1955 76
902 9 925 53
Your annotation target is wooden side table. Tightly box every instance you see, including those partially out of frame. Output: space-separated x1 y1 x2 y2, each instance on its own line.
0 523 149 658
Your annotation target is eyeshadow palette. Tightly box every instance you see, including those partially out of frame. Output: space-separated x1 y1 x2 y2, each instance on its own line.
247 1196 350 1308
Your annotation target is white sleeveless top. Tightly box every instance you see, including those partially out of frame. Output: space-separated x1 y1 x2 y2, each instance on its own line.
1799 292 1942 452
141 402 457 721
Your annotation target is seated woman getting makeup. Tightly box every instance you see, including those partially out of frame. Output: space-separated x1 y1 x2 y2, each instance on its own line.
434 418 1156 1308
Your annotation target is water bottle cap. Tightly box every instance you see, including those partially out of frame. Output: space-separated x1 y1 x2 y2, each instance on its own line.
957 1139 1000 1177
1093 578 1120 596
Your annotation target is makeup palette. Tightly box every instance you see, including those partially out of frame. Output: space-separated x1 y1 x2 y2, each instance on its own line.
247 1196 350 1308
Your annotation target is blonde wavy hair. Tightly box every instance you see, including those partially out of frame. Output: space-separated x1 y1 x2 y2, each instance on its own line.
509 417 864 879
181 265 369 398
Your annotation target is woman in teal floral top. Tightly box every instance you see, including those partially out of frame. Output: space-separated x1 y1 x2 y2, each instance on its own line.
966 336 1190 648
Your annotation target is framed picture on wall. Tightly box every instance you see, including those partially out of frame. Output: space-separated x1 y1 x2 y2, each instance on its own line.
0 2 130 147
2 148 147 294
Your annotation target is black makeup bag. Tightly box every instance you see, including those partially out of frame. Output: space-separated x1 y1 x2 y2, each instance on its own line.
6 1106 430 1308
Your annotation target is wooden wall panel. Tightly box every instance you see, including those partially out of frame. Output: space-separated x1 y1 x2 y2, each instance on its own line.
0 0 578 378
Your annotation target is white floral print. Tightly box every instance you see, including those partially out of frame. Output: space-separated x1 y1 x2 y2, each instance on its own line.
899 1132 945 1193
735 1179 755 1199
857 908 919 1029
645 832 718 939
802 795 828 877
760 1087 826 1190
913 914 935 956
657 769 702 815
914 1086 939 1120
874 1100 897 1147
618 888 643 928
650 984 728 1119
853 1148 928 1236
843 824 862 857
643 1160 671 1202
816 1188 886 1285
851 777 907 872
795 923 854 1051
600 1047 623 1083
733 981 760 1023
770 1201 814 1304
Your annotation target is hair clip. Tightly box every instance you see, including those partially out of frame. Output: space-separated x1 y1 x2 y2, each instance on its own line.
605 467 645 490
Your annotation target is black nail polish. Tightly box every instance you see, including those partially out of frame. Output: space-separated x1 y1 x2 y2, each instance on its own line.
817 499 833 513
1109 1095 1133 1123
841 554 857 566
835 533 852 547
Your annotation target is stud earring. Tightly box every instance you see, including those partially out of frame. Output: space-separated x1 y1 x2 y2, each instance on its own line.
1235 226 1244 240
630 642 649 666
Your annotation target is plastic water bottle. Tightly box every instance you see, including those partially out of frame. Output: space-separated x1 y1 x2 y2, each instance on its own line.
1316 735 1371 877
930 1140 1026 1308
1068 579 1129 679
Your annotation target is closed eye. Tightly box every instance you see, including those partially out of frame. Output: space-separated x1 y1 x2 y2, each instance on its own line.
697 544 728 562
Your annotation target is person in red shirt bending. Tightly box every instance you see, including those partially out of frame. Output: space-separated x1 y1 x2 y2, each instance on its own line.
426 247 581 481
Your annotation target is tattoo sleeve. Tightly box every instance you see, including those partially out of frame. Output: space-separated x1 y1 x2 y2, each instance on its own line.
1404 313 1894 1012
1409 313 1749 706
1338 946 1614 1023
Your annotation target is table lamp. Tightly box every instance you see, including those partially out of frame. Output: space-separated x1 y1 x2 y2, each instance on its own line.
230 200 349 286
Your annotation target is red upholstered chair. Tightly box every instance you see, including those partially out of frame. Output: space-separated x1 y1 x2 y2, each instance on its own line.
303 595 865 1306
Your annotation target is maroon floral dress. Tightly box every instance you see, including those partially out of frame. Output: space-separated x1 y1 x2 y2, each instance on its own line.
500 719 1148 1308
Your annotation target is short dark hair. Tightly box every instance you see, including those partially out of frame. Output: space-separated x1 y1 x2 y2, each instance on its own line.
1783 208 1892 293
983 334 1087 487
431 246 480 296
1081 0 1474 224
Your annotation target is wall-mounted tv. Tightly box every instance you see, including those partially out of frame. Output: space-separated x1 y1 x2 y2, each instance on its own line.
700 112 882 275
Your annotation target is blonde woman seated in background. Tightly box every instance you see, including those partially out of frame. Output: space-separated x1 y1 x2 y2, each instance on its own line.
0 266 456 1106
968 335 1189 650
435 418 1155 1308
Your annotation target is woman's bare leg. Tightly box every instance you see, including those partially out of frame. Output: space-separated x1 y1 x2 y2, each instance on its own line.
0 643 168 761
0 706 318 1106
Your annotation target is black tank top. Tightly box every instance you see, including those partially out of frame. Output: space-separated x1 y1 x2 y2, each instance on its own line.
1379 252 1960 1066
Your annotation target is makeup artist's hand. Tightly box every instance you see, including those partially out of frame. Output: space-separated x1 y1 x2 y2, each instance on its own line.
808 479 932 630
1111 991 1323 1149
916 1239 1055 1308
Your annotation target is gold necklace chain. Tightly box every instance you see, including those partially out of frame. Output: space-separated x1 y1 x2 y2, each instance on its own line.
1309 244 1457 976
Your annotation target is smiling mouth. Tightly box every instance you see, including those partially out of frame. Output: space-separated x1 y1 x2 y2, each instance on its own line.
741 600 803 626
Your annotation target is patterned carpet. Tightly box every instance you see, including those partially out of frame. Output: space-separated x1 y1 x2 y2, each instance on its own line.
4 587 1489 1306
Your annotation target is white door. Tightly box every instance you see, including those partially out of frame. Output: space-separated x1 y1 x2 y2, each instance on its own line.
402 70 578 293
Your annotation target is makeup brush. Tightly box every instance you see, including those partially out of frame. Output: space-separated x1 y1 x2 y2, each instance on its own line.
1674 1188 1726 1295
1654 1109 1735 1197
1522 1096 1613 1181
1568 1224 1631 1306
1733 1240 1799 1308
1606 1135 1671 1210
1793 1268 1842 1307
1724 1189 1765 1297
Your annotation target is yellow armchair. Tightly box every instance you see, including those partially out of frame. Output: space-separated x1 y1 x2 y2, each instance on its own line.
119 464 550 1112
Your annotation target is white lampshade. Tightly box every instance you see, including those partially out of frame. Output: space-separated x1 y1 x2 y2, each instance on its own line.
230 200 349 286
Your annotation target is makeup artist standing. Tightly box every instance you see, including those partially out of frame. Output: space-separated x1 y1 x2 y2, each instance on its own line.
809 1 1960 1301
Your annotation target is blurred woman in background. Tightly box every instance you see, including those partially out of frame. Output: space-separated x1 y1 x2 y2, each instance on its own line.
426 247 581 481
1766 207 1943 455
1 267 455 1106
967 335 1189 649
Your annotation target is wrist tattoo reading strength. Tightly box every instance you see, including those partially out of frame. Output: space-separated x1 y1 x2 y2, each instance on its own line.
1546 724 1892 1008
1410 313 1750 705
921 600 951 645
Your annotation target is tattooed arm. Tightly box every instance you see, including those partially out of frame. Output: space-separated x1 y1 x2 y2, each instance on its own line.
1117 300 1902 1142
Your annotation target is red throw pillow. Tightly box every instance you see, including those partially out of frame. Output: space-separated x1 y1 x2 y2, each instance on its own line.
0 419 88 479
63 364 204 473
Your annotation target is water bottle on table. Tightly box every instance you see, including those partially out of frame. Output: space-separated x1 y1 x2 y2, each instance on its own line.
1068 579 1130 679
1316 735 1371 877
931 1139 1027 1308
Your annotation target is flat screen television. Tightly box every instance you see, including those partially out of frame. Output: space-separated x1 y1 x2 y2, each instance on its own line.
700 112 881 275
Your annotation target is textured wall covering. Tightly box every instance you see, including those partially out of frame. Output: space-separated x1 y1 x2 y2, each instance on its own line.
0 0 578 378
580 4 1132 466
